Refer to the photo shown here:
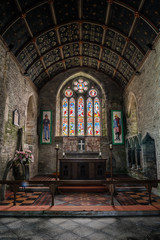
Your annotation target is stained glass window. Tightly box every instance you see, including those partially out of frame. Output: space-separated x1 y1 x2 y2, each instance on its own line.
78 96 84 136
94 97 100 136
62 98 68 136
89 89 97 97
73 79 88 93
65 89 73 97
62 81 101 137
69 98 75 136
87 98 93 136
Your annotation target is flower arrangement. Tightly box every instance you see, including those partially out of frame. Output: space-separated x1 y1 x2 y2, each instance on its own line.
13 150 34 165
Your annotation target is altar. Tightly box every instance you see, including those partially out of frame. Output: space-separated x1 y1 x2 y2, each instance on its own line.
59 158 107 180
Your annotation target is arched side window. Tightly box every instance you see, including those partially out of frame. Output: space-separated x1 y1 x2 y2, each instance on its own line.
78 96 84 136
62 98 68 136
69 98 75 136
87 97 93 136
94 97 100 136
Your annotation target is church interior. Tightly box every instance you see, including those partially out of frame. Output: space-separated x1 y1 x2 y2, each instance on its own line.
0 0 160 222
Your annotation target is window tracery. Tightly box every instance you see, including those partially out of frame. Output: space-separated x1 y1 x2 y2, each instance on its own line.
62 79 101 136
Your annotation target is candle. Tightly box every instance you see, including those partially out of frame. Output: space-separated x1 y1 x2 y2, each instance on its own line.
56 144 59 148
99 152 101 156
63 152 65 156
109 144 112 150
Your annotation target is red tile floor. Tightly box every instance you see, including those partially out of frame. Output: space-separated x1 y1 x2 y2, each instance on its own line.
1 175 160 212
1 189 160 207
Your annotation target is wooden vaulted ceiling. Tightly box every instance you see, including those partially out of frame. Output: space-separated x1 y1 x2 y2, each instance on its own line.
0 0 160 89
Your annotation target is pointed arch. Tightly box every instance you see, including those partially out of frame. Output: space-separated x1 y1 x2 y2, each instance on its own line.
69 97 75 136
62 97 68 136
94 97 100 136
87 97 93 136
127 92 138 136
78 96 84 136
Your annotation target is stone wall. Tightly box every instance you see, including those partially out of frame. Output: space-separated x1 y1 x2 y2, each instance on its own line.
124 37 160 184
0 39 39 181
39 68 126 174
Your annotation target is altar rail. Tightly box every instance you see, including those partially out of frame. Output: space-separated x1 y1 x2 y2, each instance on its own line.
0 179 160 206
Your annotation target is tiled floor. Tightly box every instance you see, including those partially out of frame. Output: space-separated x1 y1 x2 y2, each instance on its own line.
0 216 160 240
1 189 160 207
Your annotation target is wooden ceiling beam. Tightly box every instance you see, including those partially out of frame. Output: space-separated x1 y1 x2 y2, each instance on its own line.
15 21 145 57
2 0 158 37
78 0 83 67
78 0 82 20
112 0 145 79
49 1 66 71
26 41 135 71
49 0 57 25
105 0 112 25
33 54 128 84
24 40 136 73
97 0 112 70
14 0 50 78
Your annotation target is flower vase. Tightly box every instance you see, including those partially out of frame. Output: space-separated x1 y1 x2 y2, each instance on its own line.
12 162 25 180
24 163 29 180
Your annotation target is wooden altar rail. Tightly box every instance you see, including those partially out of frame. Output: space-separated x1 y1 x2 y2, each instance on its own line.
0 179 160 206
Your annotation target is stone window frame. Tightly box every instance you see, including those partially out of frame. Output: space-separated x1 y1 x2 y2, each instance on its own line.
60 78 102 137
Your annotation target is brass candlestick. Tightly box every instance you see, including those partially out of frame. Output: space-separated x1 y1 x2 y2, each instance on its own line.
55 144 59 181
109 143 113 180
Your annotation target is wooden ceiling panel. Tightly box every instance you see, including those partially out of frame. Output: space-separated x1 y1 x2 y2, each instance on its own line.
1 0 159 89
63 43 79 58
83 43 100 59
59 23 79 44
26 4 53 36
43 48 61 68
17 43 38 70
37 30 58 55
82 23 103 44
65 57 80 69
104 30 126 54
83 0 107 23
54 0 78 24
102 48 119 68
3 19 30 54
109 3 134 35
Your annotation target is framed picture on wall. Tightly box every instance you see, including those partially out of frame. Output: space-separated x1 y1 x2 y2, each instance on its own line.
40 110 52 144
111 110 124 145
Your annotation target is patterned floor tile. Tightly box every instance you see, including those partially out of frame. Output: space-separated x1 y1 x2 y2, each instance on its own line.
0 189 160 206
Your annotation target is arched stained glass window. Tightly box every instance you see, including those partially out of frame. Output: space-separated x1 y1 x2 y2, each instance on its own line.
94 97 100 136
62 98 68 136
78 96 84 136
61 79 102 137
87 97 93 136
69 98 75 136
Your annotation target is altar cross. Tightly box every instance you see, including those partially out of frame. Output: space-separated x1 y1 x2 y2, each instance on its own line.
78 139 85 151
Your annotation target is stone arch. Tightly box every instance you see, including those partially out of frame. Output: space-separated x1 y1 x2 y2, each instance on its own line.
25 95 37 145
127 92 138 136
134 136 141 168
126 139 132 168
142 133 157 180
55 71 107 136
